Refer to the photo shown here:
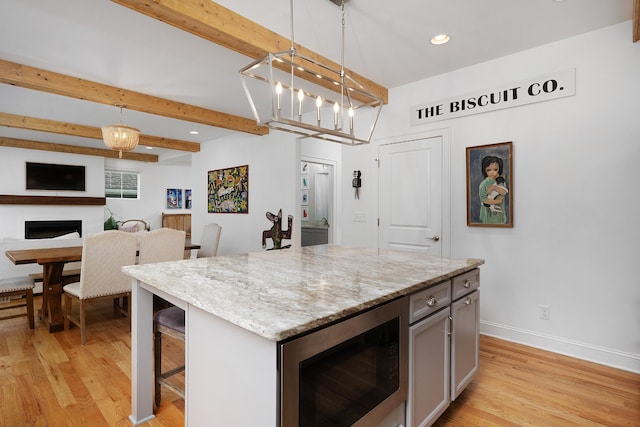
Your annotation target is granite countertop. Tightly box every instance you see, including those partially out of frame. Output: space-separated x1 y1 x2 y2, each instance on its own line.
123 245 484 342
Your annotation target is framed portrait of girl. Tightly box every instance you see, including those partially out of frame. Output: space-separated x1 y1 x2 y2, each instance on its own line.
466 141 513 227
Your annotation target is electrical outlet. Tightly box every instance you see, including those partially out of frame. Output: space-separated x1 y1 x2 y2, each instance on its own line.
539 305 550 320
353 213 366 222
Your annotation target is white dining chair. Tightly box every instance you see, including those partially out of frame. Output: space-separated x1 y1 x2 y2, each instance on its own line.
153 224 222 405
137 227 189 406
196 223 222 258
62 230 137 345
138 228 186 265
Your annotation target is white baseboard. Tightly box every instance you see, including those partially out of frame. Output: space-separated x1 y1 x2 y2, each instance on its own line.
480 321 640 374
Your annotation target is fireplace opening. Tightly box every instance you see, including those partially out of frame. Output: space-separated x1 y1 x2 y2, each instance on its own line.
25 220 82 239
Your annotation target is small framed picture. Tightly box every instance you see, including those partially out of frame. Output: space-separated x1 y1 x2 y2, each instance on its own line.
301 206 309 221
185 189 192 209
167 188 182 209
301 190 309 206
466 141 513 227
301 175 309 190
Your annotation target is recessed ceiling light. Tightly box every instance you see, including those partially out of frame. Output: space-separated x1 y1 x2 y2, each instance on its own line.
430 34 450 45
189 130 199 135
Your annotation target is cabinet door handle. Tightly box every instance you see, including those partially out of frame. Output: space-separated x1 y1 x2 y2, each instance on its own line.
426 296 437 307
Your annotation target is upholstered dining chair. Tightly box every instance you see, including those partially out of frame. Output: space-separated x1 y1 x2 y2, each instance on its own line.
138 228 188 406
196 223 222 258
138 228 186 265
0 276 35 328
63 230 137 345
139 227 185 311
153 225 221 406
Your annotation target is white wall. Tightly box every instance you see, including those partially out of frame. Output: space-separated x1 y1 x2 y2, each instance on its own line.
104 158 193 230
0 148 105 238
190 131 298 255
341 21 640 372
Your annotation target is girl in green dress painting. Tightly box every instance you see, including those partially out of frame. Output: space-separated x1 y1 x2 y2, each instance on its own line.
479 156 508 224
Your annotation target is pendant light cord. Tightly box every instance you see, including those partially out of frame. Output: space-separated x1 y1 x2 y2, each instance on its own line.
289 0 296 110
340 1 346 108
341 1 345 77
289 0 295 54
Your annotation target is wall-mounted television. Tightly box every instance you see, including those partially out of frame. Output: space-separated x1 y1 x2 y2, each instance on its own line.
26 162 86 191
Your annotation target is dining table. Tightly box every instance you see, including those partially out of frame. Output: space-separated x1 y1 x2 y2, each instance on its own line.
5 240 201 333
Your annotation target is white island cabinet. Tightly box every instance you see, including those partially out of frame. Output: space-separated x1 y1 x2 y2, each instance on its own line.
123 245 484 426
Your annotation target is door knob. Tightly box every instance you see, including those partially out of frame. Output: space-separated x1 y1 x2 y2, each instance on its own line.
426 235 440 242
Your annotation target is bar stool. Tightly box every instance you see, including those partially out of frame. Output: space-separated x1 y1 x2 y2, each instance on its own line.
154 305 185 406
0 276 35 329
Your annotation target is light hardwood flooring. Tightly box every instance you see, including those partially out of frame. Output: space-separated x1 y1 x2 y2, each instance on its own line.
434 336 640 427
1 295 638 426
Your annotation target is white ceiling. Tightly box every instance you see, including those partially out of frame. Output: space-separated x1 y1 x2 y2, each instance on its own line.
0 0 634 163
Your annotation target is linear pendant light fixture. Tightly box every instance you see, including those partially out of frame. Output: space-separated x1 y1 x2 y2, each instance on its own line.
239 0 382 145
101 104 140 158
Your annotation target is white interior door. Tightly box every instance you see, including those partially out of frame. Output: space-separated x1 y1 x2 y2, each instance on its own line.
378 136 443 254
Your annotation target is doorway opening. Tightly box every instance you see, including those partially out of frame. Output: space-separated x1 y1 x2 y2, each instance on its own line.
300 160 334 247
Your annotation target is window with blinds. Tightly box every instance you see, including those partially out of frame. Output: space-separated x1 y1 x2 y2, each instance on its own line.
105 170 140 199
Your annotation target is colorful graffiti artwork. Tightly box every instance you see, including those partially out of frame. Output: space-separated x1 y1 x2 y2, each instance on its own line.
207 165 249 213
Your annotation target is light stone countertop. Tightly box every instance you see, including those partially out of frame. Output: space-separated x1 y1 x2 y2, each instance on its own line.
122 245 484 342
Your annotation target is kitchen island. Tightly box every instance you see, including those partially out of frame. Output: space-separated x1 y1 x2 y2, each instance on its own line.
123 245 484 426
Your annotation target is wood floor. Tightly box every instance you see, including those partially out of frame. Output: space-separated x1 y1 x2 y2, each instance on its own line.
434 337 640 427
1 295 638 426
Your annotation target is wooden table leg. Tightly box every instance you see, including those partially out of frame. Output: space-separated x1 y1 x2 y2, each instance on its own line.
40 262 66 333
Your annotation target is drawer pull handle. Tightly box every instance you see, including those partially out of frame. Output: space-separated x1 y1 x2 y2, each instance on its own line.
426 296 438 307
464 297 472 305
464 280 471 288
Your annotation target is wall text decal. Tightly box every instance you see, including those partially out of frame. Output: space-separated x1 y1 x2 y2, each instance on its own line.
410 69 575 125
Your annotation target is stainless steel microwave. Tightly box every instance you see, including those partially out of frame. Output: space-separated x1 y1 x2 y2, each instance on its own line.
279 296 408 426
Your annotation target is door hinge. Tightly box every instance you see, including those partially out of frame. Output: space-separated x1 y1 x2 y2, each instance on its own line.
377 218 380 226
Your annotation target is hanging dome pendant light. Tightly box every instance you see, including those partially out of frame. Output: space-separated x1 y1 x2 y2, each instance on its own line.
101 105 140 158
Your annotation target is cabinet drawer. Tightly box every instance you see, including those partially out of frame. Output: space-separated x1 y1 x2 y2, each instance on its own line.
409 280 451 323
452 269 480 300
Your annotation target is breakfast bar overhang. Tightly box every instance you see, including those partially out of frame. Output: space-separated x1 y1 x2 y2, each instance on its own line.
123 245 483 426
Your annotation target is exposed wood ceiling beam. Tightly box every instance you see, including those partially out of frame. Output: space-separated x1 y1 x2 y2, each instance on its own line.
634 0 639 42
0 59 268 136
0 112 200 152
0 136 159 162
111 0 389 104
